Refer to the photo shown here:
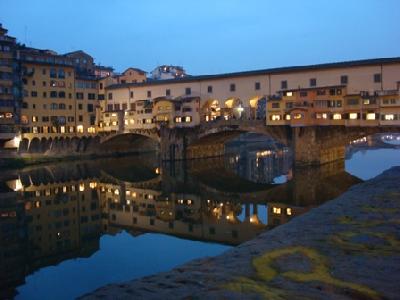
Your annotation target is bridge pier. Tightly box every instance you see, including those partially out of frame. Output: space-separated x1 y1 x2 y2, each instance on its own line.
292 127 346 167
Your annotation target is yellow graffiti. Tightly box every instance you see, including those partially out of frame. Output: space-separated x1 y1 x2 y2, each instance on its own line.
225 246 381 299
331 231 400 254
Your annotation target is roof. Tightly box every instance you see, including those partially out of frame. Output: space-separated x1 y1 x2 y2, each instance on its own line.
106 57 400 90
122 67 147 75
63 50 93 59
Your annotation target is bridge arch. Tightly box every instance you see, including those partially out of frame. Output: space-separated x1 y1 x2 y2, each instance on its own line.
100 132 160 154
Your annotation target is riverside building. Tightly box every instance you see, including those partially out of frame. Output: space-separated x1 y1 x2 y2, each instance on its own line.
0 22 400 152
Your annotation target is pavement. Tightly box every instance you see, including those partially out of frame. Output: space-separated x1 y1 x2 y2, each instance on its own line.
80 167 400 300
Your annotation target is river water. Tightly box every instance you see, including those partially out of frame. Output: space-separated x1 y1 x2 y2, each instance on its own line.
0 133 399 300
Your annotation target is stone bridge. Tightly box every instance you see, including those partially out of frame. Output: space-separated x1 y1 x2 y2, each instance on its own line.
9 119 400 166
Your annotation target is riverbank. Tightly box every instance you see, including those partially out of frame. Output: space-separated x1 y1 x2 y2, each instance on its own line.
0 150 157 171
81 166 400 300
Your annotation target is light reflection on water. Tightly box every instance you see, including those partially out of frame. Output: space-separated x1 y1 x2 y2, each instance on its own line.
0 133 398 300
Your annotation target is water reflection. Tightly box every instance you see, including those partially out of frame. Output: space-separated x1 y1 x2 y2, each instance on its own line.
0 150 364 299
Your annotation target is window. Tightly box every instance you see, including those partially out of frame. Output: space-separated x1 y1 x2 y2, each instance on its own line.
184 116 192 122
349 113 358 120
207 85 213 93
22 102 28 108
166 89 171 96
32 80 36 86
32 116 38 122
78 104 83 110
58 69 65 78
384 114 395 121
366 113 376 120
341 75 348 84
87 104 93 112
88 93 96 100
108 93 112 100
300 91 308 97
271 102 280 108
31 91 37 97
42 68 46 75
42 81 46 87
293 113 303 119
50 91 57 98
230 83 236 92
79 115 83 122
284 91 293 97
185 87 191 95
347 98 359 105
271 115 281 121
255 82 260 90
374 73 381 83
147 91 151 98
130 91 134 98
58 91 65 98
281 80 287 89
43 92 47 98
99 83 103 89
59 103 66 110
310 78 316 87
333 113 342 120
50 68 57 78
76 92 84 100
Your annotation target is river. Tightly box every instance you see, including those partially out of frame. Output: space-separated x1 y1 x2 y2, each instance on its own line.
0 133 399 300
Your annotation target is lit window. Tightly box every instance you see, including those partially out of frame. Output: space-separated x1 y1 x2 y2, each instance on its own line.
89 182 97 189
384 114 395 121
271 115 281 121
349 113 358 120
286 208 292 215
185 116 191 122
293 113 302 119
285 114 291 120
32 116 38 122
77 125 84 133
175 117 182 123
366 113 376 120
333 113 342 120
125 120 128 125
60 126 65 133
273 207 281 214
129 119 134 124
32 127 38 133
286 92 293 97
145 118 152 124
79 183 85 191
316 113 328 119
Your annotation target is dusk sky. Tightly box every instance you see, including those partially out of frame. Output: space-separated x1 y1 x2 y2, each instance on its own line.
1 0 399 74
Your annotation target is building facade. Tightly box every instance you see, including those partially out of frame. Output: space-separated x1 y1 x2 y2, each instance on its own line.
0 24 21 143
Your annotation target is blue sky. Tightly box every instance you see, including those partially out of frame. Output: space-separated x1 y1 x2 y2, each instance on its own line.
1 0 399 74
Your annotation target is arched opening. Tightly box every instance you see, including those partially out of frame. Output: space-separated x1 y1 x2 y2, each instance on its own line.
202 99 221 122
224 98 244 120
18 138 29 153
28 137 41 153
101 133 159 155
249 96 266 120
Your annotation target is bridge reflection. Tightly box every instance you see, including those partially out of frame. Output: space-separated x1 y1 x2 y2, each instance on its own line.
0 154 361 298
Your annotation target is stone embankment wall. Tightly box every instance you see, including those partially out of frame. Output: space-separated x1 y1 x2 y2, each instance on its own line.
81 167 400 300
